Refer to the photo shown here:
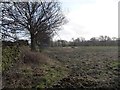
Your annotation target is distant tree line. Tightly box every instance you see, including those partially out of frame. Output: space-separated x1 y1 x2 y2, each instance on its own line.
50 36 119 47
2 36 119 48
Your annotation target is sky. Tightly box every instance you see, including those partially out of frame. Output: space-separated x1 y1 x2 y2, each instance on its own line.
53 0 119 41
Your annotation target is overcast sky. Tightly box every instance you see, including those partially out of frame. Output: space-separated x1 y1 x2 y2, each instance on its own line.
53 0 119 41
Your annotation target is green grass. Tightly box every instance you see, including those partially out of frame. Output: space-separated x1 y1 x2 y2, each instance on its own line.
37 64 68 88
111 61 120 69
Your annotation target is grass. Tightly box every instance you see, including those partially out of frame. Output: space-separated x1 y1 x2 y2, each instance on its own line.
111 61 120 69
2 46 69 88
37 64 68 88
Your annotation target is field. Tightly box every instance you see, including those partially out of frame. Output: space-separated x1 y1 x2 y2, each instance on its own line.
44 46 119 88
2 46 119 88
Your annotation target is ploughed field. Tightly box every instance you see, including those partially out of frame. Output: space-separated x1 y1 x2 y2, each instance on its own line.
44 46 119 88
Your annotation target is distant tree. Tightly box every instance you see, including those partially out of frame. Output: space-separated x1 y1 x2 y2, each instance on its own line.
79 37 85 42
56 40 68 47
99 35 111 41
105 36 111 41
71 38 75 46
1 1 67 51
74 38 80 46
112 37 117 41
99 36 104 41
90 37 98 42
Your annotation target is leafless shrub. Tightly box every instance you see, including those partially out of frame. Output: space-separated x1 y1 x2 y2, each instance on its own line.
19 46 48 65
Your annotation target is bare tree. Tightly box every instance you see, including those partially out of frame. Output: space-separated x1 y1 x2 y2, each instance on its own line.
99 35 111 41
1 1 67 51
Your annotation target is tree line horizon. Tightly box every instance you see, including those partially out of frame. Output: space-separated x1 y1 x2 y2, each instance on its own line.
2 35 119 47
51 35 119 47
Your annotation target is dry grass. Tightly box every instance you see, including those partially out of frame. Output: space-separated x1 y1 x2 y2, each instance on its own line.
2 46 69 88
19 46 50 65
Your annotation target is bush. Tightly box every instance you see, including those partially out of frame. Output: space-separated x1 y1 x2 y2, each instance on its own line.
2 46 20 71
19 46 48 65
2 45 50 71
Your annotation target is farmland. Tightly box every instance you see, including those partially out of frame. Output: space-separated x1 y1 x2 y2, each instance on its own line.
44 46 119 88
2 46 119 89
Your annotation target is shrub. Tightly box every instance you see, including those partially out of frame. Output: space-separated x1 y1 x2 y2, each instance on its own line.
19 46 48 65
2 46 20 71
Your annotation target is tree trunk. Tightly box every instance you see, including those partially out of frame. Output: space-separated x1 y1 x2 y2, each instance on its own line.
31 33 36 51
